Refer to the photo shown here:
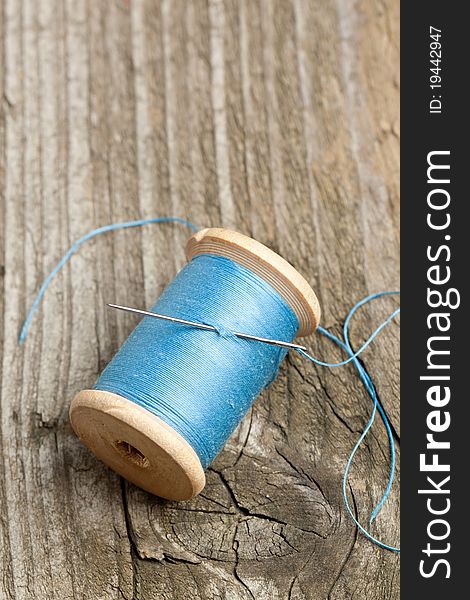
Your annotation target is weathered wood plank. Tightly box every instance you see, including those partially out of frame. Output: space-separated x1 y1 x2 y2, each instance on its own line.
0 0 399 598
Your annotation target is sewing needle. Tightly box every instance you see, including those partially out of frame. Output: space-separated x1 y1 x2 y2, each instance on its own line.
107 303 307 352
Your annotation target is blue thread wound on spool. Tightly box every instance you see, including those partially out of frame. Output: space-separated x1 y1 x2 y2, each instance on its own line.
94 254 299 467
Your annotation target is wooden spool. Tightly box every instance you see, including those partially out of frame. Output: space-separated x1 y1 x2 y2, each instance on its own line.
69 228 321 501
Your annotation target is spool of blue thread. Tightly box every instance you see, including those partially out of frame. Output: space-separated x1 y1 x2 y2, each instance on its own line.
70 229 321 500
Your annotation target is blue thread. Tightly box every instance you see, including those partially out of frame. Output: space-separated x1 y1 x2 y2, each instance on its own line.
18 217 400 552
18 217 198 344
95 254 298 467
299 292 400 552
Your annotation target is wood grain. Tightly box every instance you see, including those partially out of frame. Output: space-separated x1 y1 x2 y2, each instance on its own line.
0 0 400 598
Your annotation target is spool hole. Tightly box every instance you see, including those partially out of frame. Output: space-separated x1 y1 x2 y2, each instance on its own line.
114 440 149 468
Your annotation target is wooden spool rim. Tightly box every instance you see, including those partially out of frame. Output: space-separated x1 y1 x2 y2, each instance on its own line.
186 228 321 336
70 228 321 501
69 390 206 500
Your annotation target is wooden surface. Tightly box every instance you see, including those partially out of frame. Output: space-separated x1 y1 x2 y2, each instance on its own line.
0 0 400 598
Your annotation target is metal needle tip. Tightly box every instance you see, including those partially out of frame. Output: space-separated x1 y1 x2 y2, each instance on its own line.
107 303 306 352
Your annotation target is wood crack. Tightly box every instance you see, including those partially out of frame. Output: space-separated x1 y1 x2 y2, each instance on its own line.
327 483 359 600
121 479 139 600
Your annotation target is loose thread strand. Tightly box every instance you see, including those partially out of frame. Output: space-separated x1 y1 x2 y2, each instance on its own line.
18 217 199 343
299 291 400 552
